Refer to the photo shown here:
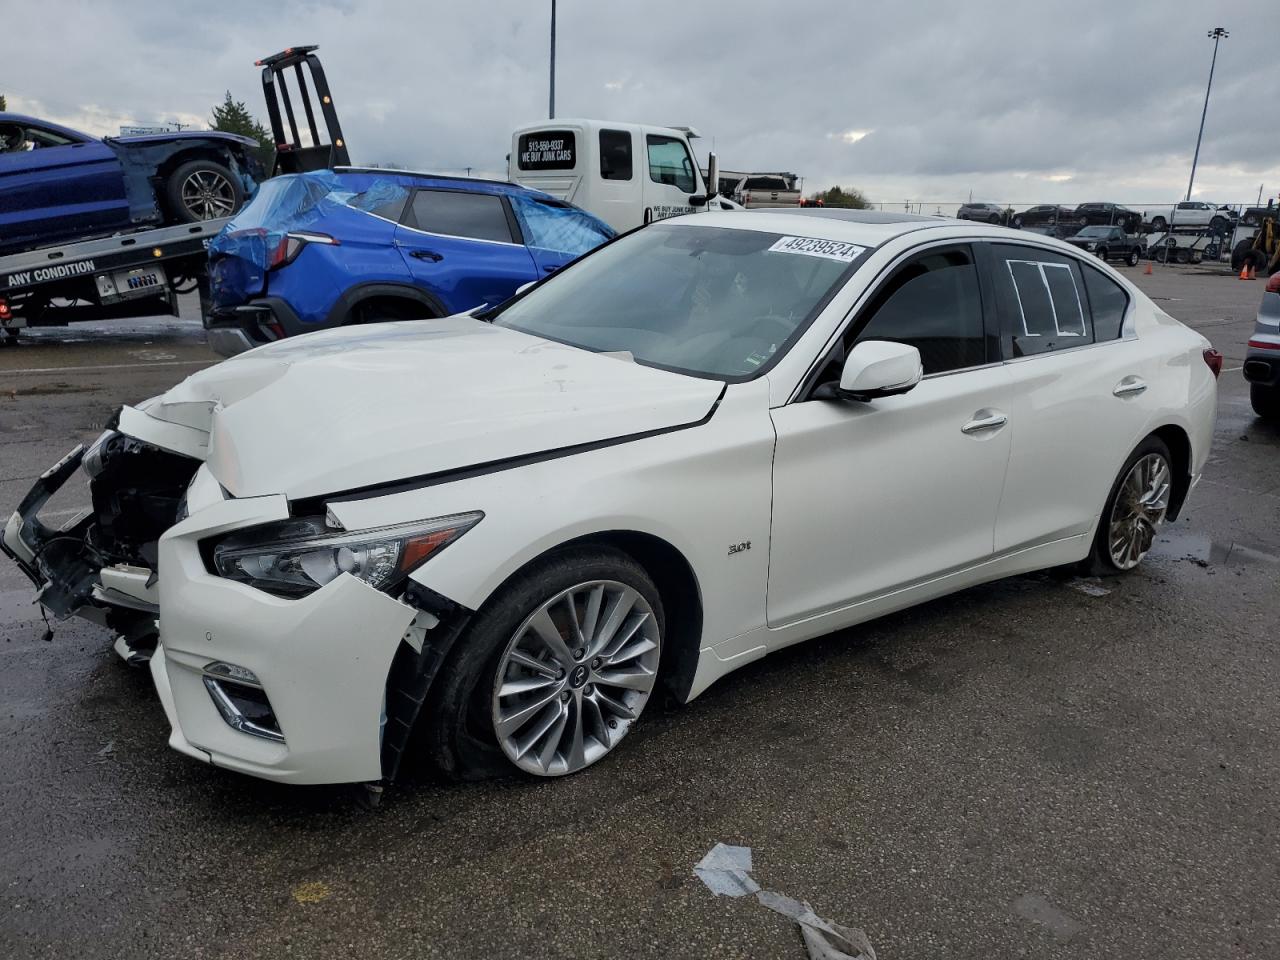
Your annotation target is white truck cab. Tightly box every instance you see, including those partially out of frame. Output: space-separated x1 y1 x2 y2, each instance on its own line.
508 119 735 233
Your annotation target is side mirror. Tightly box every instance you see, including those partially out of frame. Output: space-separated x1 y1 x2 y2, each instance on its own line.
688 194 708 207
818 340 923 401
706 150 720 204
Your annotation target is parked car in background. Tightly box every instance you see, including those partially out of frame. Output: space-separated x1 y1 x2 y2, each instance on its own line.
732 174 802 209
5 210 1219 786
1074 202 1142 233
957 202 1007 224
1243 268 1280 421
1142 200 1235 233
1012 205 1075 229
1064 225 1145 266
0 112 263 256
203 168 614 356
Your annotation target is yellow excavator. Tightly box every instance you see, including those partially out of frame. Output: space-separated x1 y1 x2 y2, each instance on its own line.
1231 201 1280 274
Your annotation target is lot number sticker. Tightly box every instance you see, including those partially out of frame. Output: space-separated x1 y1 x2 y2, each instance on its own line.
768 236 865 263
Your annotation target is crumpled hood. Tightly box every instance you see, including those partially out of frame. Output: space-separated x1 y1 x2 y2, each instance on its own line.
143 317 722 500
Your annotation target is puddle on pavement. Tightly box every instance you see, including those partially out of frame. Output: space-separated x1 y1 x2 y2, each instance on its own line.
1150 528 1280 567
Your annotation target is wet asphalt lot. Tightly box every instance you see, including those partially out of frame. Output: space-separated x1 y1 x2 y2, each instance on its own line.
1 271 1278 959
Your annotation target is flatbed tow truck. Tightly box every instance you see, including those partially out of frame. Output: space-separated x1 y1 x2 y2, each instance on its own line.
0 46 346 345
0 218 228 342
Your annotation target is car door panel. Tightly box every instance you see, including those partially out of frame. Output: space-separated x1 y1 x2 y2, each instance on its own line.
394 189 537 312
0 139 129 251
983 242 1157 552
767 242 1010 629
768 366 1012 627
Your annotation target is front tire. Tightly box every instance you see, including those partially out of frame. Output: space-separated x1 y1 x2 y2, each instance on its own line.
1252 384 1280 422
1151 216 1168 232
1126 247 1141 267
420 546 665 780
1081 436 1173 575
165 159 244 223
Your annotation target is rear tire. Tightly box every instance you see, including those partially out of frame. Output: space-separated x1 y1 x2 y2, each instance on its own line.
1151 216 1168 232
1080 436 1173 576
1126 247 1141 267
419 545 665 780
165 159 244 223
1252 384 1280 422
1012 215 1024 228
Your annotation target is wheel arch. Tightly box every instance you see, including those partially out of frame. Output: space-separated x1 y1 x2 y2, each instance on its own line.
1149 423 1193 521
324 282 449 327
154 145 237 184
461 529 706 704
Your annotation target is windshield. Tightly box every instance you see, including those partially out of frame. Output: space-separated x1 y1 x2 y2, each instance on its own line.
492 223 858 380
1077 226 1111 237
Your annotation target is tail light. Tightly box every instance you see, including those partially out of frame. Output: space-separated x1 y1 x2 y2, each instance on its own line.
0 298 10 321
1202 348 1224 378
1266 271 1280 294
1248 339 1280 351
269 231 339 270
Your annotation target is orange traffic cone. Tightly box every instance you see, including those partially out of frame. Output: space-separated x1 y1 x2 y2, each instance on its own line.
1248 263 1258 279
1144 262 1153 276
1240 263 1251 280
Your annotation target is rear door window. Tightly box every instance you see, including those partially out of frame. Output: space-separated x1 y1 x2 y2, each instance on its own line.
991 244 1093 356
407 190 515 243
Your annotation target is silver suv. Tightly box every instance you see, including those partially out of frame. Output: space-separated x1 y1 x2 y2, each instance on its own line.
1244 269 1280 421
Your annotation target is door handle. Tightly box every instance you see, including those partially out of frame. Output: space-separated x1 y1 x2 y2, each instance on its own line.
1113 377 1147 397
961 411 1008 435
543 264 561 274
410 249 443 262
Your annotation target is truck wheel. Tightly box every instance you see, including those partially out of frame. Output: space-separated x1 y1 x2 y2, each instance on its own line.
165 160 244 223
1209 215 1228 232
1126 248 1141 267
1175 248 1191 264
987 213 1000 224
1012 215 1024 228
1151 216 1168 232
1096 247 1109 260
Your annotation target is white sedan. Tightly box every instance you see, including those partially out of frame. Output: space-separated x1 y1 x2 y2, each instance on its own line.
3 210 1220 786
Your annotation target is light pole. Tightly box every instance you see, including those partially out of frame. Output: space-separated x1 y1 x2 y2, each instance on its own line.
1186 27 1228 202
549 0 557 119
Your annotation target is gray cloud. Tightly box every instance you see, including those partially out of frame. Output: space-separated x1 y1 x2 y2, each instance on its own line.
6 0 1278 208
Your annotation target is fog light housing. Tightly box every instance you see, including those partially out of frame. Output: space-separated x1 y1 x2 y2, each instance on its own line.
202 661 284 743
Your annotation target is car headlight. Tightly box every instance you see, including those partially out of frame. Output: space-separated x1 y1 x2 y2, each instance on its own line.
211 512 482 598
1085 242 1096 249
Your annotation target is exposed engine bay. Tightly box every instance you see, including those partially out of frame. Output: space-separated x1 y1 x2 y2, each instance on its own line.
2 427 199 661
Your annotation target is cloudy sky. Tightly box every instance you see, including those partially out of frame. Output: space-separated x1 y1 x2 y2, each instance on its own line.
6 0 1278 211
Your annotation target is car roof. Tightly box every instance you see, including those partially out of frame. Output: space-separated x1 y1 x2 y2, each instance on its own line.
336 166 552 199
666 209 1104 259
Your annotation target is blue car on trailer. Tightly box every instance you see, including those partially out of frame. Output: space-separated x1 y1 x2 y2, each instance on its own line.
204 168 614 356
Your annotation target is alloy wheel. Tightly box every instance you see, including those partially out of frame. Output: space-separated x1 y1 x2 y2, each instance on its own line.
492 579 661 776
180 170 236 219
1108 453 1171 569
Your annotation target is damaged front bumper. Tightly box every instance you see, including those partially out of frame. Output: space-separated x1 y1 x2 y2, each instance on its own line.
2 426 200 656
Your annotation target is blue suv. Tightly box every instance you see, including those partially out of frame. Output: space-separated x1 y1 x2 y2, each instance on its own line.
204 168 614 355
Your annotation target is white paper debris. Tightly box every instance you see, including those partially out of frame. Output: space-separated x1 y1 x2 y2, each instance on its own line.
695 843 876 959
694 843 760 897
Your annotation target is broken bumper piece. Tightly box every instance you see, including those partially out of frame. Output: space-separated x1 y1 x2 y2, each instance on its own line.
152 495 418 785
1 444 106 620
